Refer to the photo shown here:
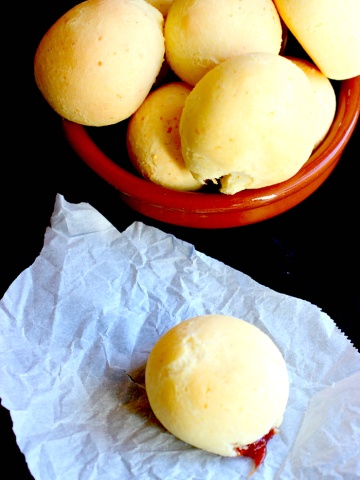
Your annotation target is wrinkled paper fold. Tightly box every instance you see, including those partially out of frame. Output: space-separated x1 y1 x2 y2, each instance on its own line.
1 194 359 479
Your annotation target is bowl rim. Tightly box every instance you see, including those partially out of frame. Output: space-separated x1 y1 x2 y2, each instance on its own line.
63 75 360 214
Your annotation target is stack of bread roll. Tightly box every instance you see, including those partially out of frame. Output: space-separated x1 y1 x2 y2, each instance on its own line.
34 0 359 191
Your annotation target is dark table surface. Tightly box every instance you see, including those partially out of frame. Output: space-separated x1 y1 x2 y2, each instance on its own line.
2 2 359 478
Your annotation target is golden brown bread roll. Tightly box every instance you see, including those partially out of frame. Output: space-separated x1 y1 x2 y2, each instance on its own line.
126 82 203 191
179 52 317 194
145 314 289 460
164 0 283 86
274 0 360 80
34 0 165 126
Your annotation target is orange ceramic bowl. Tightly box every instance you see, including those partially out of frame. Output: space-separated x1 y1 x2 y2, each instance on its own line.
63 75 360 229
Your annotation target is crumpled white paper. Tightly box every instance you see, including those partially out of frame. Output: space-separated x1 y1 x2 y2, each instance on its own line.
1 194 359 480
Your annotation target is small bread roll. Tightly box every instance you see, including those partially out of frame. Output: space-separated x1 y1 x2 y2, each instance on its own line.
164 0 283 86
145 314 289 457
273 0 360 80
288 57 337 149
34 0 165 126
127 82 203 191
179 52 317 194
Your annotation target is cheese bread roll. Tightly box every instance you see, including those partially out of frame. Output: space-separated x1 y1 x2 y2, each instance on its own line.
179 52 317 194
34 0 165 126
164 0 283 86
145 314 289 458
274 0 360 80
127 82 202 191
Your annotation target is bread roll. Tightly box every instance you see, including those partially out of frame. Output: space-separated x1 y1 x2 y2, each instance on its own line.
274 0 360 80
145 314 289 458
288 57 337 149
164 0 283 86
127 82 203 191
34 0 165 126
179 52 317 194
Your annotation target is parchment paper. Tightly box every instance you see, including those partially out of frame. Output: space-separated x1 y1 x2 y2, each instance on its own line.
1 194 359 479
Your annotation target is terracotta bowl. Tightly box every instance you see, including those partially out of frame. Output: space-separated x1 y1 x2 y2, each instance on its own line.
63 75 360 229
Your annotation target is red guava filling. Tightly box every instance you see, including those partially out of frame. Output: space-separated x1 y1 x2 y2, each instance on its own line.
235 427 278 471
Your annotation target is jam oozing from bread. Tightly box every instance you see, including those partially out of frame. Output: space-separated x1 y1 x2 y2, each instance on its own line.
235 427 278 471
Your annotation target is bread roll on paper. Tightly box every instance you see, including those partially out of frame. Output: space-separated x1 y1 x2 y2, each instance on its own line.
34 0 165 126
145 314 289 459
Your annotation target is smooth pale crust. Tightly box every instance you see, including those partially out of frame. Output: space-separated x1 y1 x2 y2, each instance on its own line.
164 0 283 86
127 82 202 191
288 57 337 149
34 0 165 126
273 0 360 80
179 52 317 194
145 314 289 456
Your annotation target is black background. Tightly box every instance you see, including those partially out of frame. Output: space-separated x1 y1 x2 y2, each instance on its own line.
2 1 359 478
